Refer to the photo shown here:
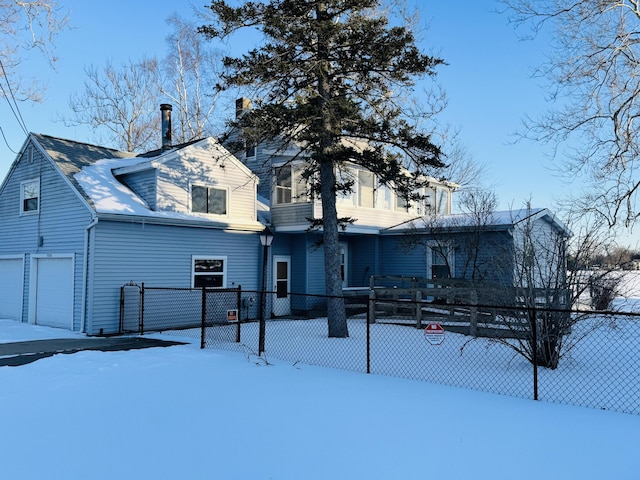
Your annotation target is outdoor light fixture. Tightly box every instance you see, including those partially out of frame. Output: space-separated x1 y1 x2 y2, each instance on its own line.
258 226 273 354
259 226 274 247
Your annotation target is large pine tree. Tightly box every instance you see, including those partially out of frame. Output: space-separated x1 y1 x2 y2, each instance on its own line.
200 0 445 337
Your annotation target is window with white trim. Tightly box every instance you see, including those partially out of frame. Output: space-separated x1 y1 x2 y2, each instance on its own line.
427 243 455 280
20 179 39 214
358 170 374 208
336 167 356 206
191 185 227 215
375 181 392 210
436 188 449 215
192 256 227 288
274 164 308 204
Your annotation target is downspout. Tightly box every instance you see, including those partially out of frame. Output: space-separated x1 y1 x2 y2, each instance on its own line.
81 215 99 334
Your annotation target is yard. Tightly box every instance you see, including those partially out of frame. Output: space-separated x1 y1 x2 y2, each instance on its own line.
0 273 638 479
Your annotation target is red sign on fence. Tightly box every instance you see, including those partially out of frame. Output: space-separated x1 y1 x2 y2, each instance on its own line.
424 322 445 345
227 310 238 322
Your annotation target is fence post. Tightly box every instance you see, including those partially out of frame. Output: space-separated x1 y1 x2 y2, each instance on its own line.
236 285 242 343
530 306 539 401
368 290 376 324
366 291 371 374
119 286 124 334
469 289 478 337
200 286 206 349
140 283 145 335
415 290 422 329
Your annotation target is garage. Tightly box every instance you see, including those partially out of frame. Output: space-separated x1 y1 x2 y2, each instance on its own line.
0 257 24 321
31 256 74 329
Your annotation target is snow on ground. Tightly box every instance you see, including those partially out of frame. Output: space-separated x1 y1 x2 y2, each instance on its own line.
1 317 639 480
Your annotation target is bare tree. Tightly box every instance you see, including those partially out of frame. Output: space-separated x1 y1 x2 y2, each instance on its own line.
66 59 160 152
501 0 640 230
152 15 223 143
66 15 224 151
490 207 627 369
0 0 68 102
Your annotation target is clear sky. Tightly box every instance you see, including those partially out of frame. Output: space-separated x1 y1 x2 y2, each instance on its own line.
0 0 634 245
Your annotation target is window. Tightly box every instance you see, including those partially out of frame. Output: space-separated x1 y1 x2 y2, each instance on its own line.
192 257 227 288
275 165 292 204
21 180 39 214
395 192 409 212
436 188 449 215
358 170 374 208
191 185 227 215
246 143 256 158
274 164 309 204
395 188 427 214
336 167 355 206
429 245 453 280
375 181 392 210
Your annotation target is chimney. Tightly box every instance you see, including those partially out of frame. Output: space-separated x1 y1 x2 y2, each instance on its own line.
235 97 252 119
160 103 172 150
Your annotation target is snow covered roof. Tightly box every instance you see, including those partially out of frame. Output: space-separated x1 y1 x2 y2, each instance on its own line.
383 208 571 236
31 134 264 230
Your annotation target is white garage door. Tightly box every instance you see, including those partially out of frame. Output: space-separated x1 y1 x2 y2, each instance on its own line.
33 257 74 329
0 258 24 321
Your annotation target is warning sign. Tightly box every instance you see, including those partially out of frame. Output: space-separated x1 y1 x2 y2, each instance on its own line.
227 309 238 322
424 322 445 345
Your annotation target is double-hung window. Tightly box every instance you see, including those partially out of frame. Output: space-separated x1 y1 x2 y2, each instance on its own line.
20 179 39 214
192 256 227 288
274 164 308 204
191 185 227 215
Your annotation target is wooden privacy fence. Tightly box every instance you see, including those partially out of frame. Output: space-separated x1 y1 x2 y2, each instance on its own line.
344 276 571 339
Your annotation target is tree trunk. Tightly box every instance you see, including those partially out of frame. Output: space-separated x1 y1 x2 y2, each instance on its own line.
319 160 348 337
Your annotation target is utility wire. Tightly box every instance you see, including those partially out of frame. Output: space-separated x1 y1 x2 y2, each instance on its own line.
0 125 19 154
0 58 30 136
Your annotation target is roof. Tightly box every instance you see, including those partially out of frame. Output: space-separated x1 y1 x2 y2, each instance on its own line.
383 208 571 236
31 134 135 210
28 133 263 230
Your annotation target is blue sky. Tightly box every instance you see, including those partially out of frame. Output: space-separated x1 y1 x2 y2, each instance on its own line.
0 1 609 237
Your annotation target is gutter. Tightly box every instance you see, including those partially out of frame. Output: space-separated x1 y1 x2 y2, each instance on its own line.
95 212 265 232
81 215 99 334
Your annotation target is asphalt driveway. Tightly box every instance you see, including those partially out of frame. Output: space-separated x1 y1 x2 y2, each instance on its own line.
0 337 185 367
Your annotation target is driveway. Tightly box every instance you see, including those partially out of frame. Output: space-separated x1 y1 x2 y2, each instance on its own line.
0 337 185 367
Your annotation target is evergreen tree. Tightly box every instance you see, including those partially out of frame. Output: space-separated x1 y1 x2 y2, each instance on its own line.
200 0 445 337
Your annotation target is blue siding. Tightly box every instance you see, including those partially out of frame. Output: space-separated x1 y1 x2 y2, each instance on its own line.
120 169 157 209
0 142 92 330
87 220 261 334
347 235 378 287
379 236 429 278
379 231 515 286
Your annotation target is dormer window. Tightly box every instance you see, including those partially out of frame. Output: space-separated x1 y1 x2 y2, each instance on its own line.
191 185 227 215
20 179 39 214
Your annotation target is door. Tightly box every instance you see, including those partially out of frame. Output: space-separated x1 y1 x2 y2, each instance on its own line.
272 255 291 316
30 256 74 329
0 258 24 321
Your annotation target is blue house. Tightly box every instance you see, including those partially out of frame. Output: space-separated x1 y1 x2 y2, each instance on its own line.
0 103 569 334
0 131 265 334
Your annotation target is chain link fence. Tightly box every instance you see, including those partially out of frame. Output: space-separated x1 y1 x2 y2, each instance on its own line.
120 284 640 415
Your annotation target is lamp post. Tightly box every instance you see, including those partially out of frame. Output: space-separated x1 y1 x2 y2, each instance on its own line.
258 226 273 355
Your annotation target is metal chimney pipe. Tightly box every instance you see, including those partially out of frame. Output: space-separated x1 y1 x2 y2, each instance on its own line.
160 104 172 150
